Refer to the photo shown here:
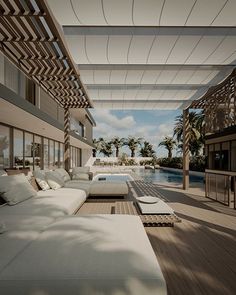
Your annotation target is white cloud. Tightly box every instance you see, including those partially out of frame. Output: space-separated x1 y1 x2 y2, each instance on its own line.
92 109 135 129
92 110 177 157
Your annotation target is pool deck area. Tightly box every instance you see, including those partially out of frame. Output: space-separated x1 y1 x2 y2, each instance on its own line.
78 178 236 295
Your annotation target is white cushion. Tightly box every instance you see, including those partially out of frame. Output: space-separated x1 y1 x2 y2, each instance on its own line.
64 180 91 196
72 173 89 181
54 168 71 182
33 170 50 191
72 166 90 175
0 174 37 205
0 215 167 295
45 171 64 190
89 181 128 196
0 188 86 217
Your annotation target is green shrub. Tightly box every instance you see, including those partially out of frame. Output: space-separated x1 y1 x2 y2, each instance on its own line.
158 156 206 172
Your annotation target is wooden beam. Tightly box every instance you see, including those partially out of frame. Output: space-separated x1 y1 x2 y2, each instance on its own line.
64 107 71 172
183 108 190 190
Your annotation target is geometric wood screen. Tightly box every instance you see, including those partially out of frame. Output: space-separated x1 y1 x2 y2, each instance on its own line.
190 69 236 134
0 0 92 108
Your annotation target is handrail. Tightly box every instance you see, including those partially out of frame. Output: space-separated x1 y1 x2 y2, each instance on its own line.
205 169 236 176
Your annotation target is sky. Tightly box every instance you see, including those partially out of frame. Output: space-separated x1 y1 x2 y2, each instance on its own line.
90 109 181 157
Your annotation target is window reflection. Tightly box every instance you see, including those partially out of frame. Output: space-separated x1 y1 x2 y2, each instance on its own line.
13 129 23 168
0 125 10 169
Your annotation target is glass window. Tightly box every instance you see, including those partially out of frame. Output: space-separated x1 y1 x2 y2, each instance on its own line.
34 135 42 170
54 141 60 168
77 148 81 167
49 140 54 168
231 141 236 172
60 142 64 168
0 125 10 169
13 129 23 168
43 138 49 169
24 132 34 170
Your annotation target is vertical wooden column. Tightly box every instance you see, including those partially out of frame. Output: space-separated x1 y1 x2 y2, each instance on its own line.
64 107 70 172
183 108 190 190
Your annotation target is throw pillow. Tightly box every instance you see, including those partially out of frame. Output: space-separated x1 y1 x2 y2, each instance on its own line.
54 168 71 182
0 174 37 205
33 170 50 191
45 171 64 190
72 173 90 181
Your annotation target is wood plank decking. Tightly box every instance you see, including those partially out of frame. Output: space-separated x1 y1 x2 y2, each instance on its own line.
77 180 236 295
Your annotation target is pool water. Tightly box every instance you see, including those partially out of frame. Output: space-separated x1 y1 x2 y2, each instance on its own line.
134 168 204 184
93 174 133 182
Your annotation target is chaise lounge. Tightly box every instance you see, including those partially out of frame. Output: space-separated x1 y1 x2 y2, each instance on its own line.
0 169 167 295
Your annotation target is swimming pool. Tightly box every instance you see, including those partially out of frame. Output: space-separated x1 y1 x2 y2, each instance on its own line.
93 173 133 182
134 168 204 184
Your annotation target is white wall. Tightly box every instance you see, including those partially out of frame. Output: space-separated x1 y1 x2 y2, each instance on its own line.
82 149 93 166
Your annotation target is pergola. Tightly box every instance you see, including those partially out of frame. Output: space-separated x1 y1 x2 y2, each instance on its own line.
0 0 93 171
181 68 236 189
1 0 236 189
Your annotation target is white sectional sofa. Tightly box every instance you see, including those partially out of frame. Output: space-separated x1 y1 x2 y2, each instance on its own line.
0 169 167 295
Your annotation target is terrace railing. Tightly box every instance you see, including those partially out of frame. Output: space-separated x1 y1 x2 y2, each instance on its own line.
205 169 236 209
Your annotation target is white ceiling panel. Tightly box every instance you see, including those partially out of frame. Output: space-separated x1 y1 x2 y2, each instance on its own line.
204 36 236 64
187 70 214 84
148 36 179 64
141 70 162 84
171 70 195 84
111 90 125 99
175 90 196 100
167 36 202 64
201 71 219 83
71 0 106 25
110 70 127 84
86 36 108 64
108 36 132 64
98 90 112 99
149 90 165 99
103 0 133 25
212 0 236 26
133 0 164 25
135 90 151 100
156 70 179 84
186 36 224 64
65 35 88 64
93 70 111 84
88 89 99 98
160 90 178 100
47 0 79 25
186 0 226 26
128 36 155 63
160 0 196 26
125 70 144 84
222 52 236 65
123 89 139 99
80 70 94 84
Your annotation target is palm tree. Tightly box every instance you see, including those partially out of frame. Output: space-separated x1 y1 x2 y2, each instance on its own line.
124 136 142 158
92 137 104 157
173 111 204 156
139 141 156 157
111 137 125 157
99 140 113 157
158 136 176 159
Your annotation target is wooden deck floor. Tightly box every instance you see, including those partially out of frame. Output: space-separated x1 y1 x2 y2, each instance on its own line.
78 180 236 295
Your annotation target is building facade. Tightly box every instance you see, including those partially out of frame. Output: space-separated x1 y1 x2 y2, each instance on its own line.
0 52 95 171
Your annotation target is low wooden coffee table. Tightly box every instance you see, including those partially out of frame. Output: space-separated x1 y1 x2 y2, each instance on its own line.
115 201 181 227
